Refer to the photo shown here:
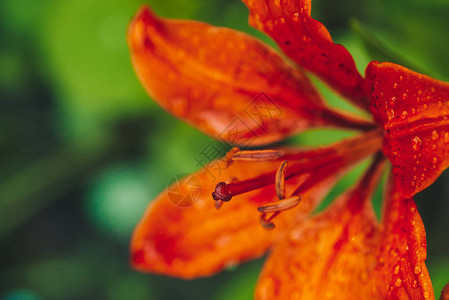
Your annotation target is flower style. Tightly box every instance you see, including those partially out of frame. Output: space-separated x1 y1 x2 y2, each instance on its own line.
127 1 449 299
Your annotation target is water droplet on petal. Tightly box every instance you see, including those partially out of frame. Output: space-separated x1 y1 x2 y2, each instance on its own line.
432 130 439 140
412 136 422 151
412 280 418 289
393 265 400 274
430 86 436 93
393 83 398 89
444 132 449 144
401 111 408 119
433 157 438 164
424 291 430 299
292 12 300 21
414 265 422 274
395 278 402 287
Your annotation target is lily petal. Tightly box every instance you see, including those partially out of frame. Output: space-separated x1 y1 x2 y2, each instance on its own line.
242 0 368 109
128 6 372 146
367 61 449 197
370 189 434 299
255 155 384 299
441 282 449 300
131 154 335 279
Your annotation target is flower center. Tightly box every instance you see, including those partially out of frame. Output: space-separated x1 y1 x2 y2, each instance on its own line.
212 130 383 228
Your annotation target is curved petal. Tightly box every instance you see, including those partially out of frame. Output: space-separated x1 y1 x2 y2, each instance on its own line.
367 61 449 197
255 156 384 299
131 153 336 279
242 0 368 109
128 6 372 146
441 282 449 300
370 190 434 299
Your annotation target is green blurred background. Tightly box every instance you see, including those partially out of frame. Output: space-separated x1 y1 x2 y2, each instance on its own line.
1 0 449 299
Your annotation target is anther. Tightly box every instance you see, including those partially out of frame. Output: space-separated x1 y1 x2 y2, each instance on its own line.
257 196 302 213
259 213 276 230
275 161 288 200
226 148 283 166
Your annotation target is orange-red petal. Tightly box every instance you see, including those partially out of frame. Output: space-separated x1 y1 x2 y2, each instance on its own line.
242 0 368 109
441 282 449 300
255 156 384 299
370 190 434 299
367 61 449 197
131 154 334 279
128 6 372 146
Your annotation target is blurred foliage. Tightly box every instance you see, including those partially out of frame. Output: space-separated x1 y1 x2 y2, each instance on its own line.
1 0 449 299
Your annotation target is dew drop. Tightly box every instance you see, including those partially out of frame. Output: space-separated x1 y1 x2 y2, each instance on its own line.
402 93 408 100
414 265 422 275
411 181 416 186
393 265 400 275
400 111 408 119
399 75 403 81
412 136 422 151
393 83 398 89
430 86 436 93
265 20 274 30
412 280 418 289
395 278 402 287
390 96 397 104
424 291 430 299
292 12 300 21
444 132 449 144
432 130 439 140
433 157 438 164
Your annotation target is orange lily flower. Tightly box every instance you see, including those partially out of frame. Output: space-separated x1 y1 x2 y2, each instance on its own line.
127 1 449 299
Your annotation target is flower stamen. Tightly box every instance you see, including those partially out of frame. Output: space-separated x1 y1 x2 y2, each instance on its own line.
226 147 284 167
275 160 288 199
257 196 302 213
212 131 382 210
259 212 278 230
